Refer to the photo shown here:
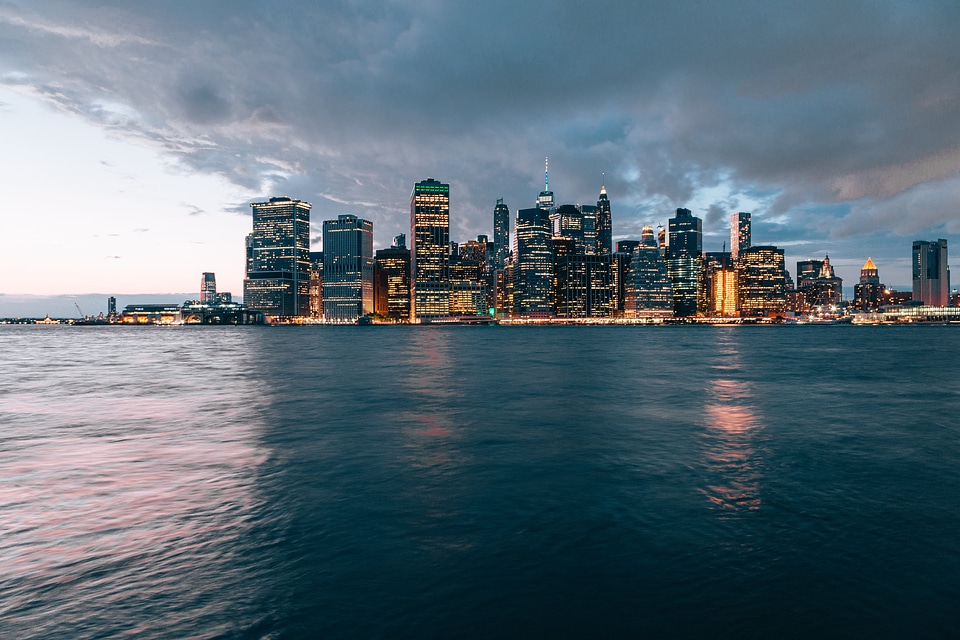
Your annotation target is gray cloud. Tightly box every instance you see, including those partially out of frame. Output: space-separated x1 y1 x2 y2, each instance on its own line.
2 0 959 287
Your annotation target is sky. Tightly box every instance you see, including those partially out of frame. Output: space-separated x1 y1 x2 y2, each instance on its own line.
3 0 960 307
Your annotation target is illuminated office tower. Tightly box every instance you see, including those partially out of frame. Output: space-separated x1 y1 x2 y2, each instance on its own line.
309 251 323 318
701 252 737 316
514 206 553 316
912 239 949 306
322 215 374 322
625 226 673 318
738 246 787 316
374 236 411 320
730 212 751 260
536 157 554 211
493 199 510 270
596 179 612 255
243 197 312 317
410 178 451 319
200 272 217 304
796 255 843 307
550 204 585 247
666 207 702 317
853 257 884 312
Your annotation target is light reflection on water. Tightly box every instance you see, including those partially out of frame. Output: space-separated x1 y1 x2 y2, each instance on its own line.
701 329 763 512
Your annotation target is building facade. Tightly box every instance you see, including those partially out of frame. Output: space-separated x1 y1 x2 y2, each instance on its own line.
666 208 702 317
493 199 510 270
912 239 949 306
625 229 674 318
410 178 451 319
596 182 612 255
374 236 411 320
730 212 751 260
513 206 553 316
322 215 374 322
243 197 312 317
739 246 787 316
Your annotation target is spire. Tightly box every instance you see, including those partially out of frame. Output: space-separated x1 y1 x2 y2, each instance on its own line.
600 172 606 196
545 157 549 191
863 256 877 271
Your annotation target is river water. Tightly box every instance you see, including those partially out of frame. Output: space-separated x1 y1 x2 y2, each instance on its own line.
1 324 958 638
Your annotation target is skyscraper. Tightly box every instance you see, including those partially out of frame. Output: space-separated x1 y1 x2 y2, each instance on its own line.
853 257 884 312
375 236 411 320
666 207 702 317
796 255 842 308
410 178 451 319
322 214 374 322
514 206 553 316
730 212 751 260
625 226 673 318
243 196 312 317
200 272 217 304
493 199 510 270
596 179 612 255
739 246 787 316
912 239 949 306
536 157 554 210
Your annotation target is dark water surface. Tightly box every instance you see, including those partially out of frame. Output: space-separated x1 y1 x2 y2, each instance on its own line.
1 325 958 638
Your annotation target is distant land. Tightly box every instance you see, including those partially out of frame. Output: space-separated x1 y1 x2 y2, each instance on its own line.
0 294 203 319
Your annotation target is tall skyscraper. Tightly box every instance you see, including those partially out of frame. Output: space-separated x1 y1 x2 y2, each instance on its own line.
514 206 553 316
666 207 703 317
796 255 842 307
913 239 949 306
536 157 554 210
200 272 217 304
375 236 411 320
853 257 884 312
493 199 510 270
596 179 612 255
410 178 451 319
308 251 323 318
243 197 312 317
730 212 751 260
739 246 787 316
550 204 585 247
322 214 374 322
625 226 674 318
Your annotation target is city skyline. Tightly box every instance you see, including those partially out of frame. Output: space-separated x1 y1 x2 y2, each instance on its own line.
4 2 960 306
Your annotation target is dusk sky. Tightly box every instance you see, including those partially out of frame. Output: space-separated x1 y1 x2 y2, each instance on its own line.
3 0 960 301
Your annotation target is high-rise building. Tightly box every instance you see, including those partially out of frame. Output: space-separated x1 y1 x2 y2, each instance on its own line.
797 255 843 308
107 296 117 320
411 178 451 319
322 215 374 322
243 197 312 317
513 206 553 316
730 212 751 260
549 204 585 247
666 207 702 317
493 199 510 270
912 239 949 306
374 236 411 320
701 252 737 317
308 251 323 318
625 227 673 318
853 257 884 312
200 272 217 304
596 180 612 255
536 157 554 211
739 246 787 316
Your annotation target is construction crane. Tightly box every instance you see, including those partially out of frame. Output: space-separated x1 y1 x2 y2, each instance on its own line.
75 302 84 319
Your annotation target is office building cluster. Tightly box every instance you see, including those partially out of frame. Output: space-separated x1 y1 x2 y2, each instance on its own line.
239 165 952 323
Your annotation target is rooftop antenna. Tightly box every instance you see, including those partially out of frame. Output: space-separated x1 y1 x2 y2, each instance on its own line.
601 171 606 195
545 157 549 191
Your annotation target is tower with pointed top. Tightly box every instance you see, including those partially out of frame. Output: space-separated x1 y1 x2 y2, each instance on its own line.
536 157 554 211
596 177 612 255
493 199 510 270
853 257 884 311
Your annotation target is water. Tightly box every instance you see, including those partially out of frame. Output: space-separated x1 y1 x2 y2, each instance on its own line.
1 324 958 638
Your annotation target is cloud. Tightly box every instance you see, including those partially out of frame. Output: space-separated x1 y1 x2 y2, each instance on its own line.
1 0 959 287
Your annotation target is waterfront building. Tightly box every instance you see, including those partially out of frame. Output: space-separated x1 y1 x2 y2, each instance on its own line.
624 228 674 318
730 212 751 260
493 199 510 270
596 180 612 255
411 178 451 319
853 257 884 312
610 250 632 316
308 251 323 318
912 239 949 306
513 206 553 316
243 197 312 317
107 296 117 320
450 281 487 316
322 214 374 322
374 237 411 320
739 246 787 316
552 236 613 318
201 272 217 304
666 208 702 317
797 255 843 308
701 252 737 317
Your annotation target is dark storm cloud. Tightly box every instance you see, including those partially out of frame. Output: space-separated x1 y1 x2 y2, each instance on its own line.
2 0 960 283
